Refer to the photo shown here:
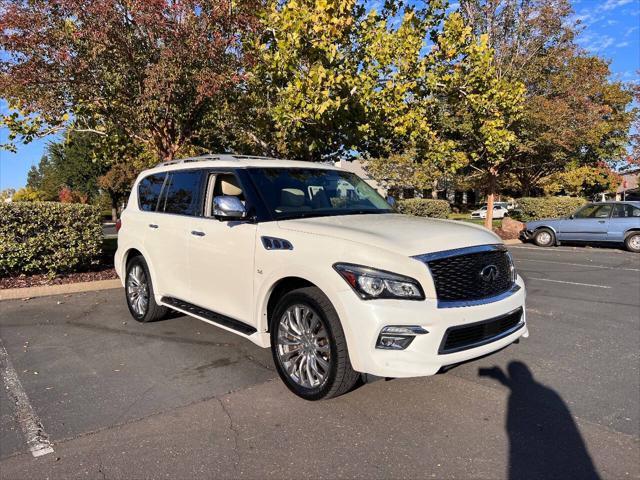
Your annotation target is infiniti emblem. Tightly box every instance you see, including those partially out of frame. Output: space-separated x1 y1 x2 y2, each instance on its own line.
480 264 499 282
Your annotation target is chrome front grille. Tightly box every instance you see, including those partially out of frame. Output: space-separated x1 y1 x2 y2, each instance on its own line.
414 245 517 308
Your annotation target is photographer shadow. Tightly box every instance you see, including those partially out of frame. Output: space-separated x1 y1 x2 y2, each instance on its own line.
479 361 600 480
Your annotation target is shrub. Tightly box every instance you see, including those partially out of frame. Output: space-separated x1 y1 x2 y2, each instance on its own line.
0 202 103 276
397 198 450 219
516 197 586 221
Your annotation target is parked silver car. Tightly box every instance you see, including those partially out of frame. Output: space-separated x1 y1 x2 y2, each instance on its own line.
520 201 640 252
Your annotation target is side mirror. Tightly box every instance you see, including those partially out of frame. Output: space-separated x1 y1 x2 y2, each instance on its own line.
386 196 397 207
569 214 574 219
213 196 247 220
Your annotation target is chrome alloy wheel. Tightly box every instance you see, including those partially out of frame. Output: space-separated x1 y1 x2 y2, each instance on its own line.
276 305 331 388
630 235 640 251
537 231 552 245
127 264 149 316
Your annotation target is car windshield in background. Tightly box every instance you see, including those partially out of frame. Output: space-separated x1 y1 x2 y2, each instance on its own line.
247 168 392 219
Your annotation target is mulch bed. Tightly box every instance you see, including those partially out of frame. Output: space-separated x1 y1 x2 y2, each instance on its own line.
0 267 118 290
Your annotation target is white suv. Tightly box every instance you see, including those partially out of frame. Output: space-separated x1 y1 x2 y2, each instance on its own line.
115 155 528 400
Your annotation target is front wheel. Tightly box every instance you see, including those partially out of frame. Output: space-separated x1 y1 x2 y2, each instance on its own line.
533 228 555 247
625 232 640 253
270 287 359 400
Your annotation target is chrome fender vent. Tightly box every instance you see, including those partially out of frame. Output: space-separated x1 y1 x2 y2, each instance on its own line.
261 236 293 250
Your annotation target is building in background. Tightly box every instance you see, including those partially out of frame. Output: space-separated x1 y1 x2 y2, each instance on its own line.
616 168 639 201
334 159 387 197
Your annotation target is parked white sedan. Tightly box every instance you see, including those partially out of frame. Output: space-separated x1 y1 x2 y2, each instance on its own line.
471 205 509 219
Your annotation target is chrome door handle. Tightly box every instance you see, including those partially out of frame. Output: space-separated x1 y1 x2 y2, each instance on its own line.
149 224 159 229
191 230 205 237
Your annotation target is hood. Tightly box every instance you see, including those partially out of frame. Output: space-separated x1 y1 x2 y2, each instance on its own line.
278 213 501 256
526 217 564 228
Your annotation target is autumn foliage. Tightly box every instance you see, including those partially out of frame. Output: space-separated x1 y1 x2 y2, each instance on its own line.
1 0 261 161
1 0 636 213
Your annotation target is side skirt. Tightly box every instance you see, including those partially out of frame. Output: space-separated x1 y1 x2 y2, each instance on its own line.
160 296 257 336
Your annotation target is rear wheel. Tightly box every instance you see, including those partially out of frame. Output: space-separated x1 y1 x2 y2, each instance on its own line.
125 256 168 323
270 287 359 400
533 228 555 247
625 232 640 253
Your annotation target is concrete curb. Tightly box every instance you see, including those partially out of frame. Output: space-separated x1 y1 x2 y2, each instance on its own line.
0 279 122 301
503 239 523 245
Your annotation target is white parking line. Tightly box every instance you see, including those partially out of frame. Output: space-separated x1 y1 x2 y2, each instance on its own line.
518 258 640 272
527 277 612 289
0 339 54 458
509 245 573 252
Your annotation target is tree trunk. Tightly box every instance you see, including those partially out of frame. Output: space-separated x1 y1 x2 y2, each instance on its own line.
110 194 118 222
431 179 438 199
484 170 498 230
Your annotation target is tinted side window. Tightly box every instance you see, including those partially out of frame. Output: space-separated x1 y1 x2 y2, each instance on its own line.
574 204 612 219
138 173 166 212
613 204 640 218
162 170 204 216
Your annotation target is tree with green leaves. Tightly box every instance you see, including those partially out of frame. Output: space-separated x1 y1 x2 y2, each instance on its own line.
28 134 110 202
541 164 621 198
461 0 635 197
363 9 524 227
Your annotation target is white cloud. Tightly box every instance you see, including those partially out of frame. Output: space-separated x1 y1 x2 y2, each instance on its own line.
615 41 630 47
601 0 634 11
577 33 616 53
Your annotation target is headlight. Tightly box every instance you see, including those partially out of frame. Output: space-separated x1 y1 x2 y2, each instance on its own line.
333 263 425 300
506 251 517 283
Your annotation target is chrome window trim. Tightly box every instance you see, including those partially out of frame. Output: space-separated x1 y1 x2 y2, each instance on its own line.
412 244 518 308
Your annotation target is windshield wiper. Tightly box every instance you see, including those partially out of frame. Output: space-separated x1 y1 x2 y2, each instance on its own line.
276 210 391 220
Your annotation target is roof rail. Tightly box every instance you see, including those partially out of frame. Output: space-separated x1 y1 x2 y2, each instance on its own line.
154 153 281 168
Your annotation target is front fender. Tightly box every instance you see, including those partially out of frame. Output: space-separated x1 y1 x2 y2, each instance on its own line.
254 263 368 371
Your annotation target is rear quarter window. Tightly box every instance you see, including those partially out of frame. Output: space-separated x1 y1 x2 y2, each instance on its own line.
613 204 640 218
138 173 167 212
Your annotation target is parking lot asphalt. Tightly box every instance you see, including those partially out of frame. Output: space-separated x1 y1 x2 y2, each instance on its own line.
0 245 638 479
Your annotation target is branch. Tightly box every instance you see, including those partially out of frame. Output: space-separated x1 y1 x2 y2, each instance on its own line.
72 128 108 136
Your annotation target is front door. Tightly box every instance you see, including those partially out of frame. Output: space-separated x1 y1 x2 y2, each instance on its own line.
558 204 613 241
188 172 258 326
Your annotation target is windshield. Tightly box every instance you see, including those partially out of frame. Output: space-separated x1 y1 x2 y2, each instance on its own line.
247 168 392 220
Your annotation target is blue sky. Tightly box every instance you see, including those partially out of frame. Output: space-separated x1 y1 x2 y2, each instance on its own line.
1 0 638 191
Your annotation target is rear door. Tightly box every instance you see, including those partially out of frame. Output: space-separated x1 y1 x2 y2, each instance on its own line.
558 204 613 241
608 203 640 242
134 171 167 247
146 169 206 300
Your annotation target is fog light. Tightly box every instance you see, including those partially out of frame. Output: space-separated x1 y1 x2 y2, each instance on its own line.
376 326 428 350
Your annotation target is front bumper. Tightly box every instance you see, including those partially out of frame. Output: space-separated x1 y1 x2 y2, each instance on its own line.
519 229 533 241
334 276 527 378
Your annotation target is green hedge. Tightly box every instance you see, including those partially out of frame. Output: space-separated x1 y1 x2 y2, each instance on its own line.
516 197 586 221
397 198 450 219
0 202 103 276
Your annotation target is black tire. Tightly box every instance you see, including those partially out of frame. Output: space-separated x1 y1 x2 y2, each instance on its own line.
125 255 168 323
624 232 640 253
270 287 359 401
533 228 555 247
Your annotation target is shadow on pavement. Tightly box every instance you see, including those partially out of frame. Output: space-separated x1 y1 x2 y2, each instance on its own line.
479 361 600 480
